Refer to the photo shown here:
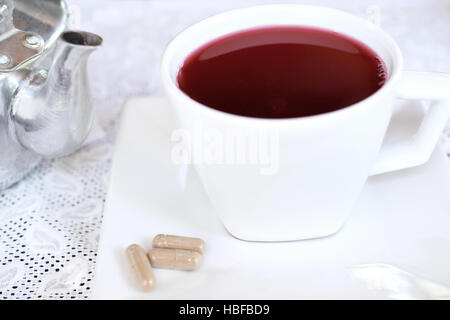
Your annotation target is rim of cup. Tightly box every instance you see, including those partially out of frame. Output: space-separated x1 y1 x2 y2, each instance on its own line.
161 4 403 124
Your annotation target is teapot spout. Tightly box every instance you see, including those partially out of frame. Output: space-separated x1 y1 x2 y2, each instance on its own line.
10 30 102 158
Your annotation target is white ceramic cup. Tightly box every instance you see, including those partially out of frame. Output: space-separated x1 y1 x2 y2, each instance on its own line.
161 5 450 241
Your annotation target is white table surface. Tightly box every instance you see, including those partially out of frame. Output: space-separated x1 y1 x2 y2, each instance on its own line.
0 0 449 299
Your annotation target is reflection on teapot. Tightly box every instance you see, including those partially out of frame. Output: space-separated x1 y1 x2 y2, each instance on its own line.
0 0 102 191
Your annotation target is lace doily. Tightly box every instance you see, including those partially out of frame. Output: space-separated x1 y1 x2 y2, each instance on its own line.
0 139 110 299
1 0 450 299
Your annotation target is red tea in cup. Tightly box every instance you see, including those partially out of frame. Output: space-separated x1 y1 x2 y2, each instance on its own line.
177 26 387 119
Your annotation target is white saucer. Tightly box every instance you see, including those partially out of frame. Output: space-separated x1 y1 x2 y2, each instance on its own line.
91 96 450 299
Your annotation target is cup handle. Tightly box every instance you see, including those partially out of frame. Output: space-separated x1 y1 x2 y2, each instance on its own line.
370 71 450 176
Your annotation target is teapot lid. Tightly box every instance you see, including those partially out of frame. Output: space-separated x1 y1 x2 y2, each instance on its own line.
0 0 68 72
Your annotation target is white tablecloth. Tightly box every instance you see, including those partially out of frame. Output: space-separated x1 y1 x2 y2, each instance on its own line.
0 0 449 299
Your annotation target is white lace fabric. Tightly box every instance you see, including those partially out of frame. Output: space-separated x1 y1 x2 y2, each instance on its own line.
0 137 111 299
1 0 450 299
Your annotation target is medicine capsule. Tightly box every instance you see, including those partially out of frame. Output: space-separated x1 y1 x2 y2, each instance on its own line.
126 244 156 291
152 234 205 254
148 248 202 271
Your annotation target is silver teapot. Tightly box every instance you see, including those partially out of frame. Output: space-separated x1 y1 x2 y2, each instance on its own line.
0 0 102 191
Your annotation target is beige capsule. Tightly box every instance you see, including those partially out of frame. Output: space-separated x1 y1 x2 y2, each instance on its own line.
148 248 202 271
152 234 205 254
126 244 156 291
